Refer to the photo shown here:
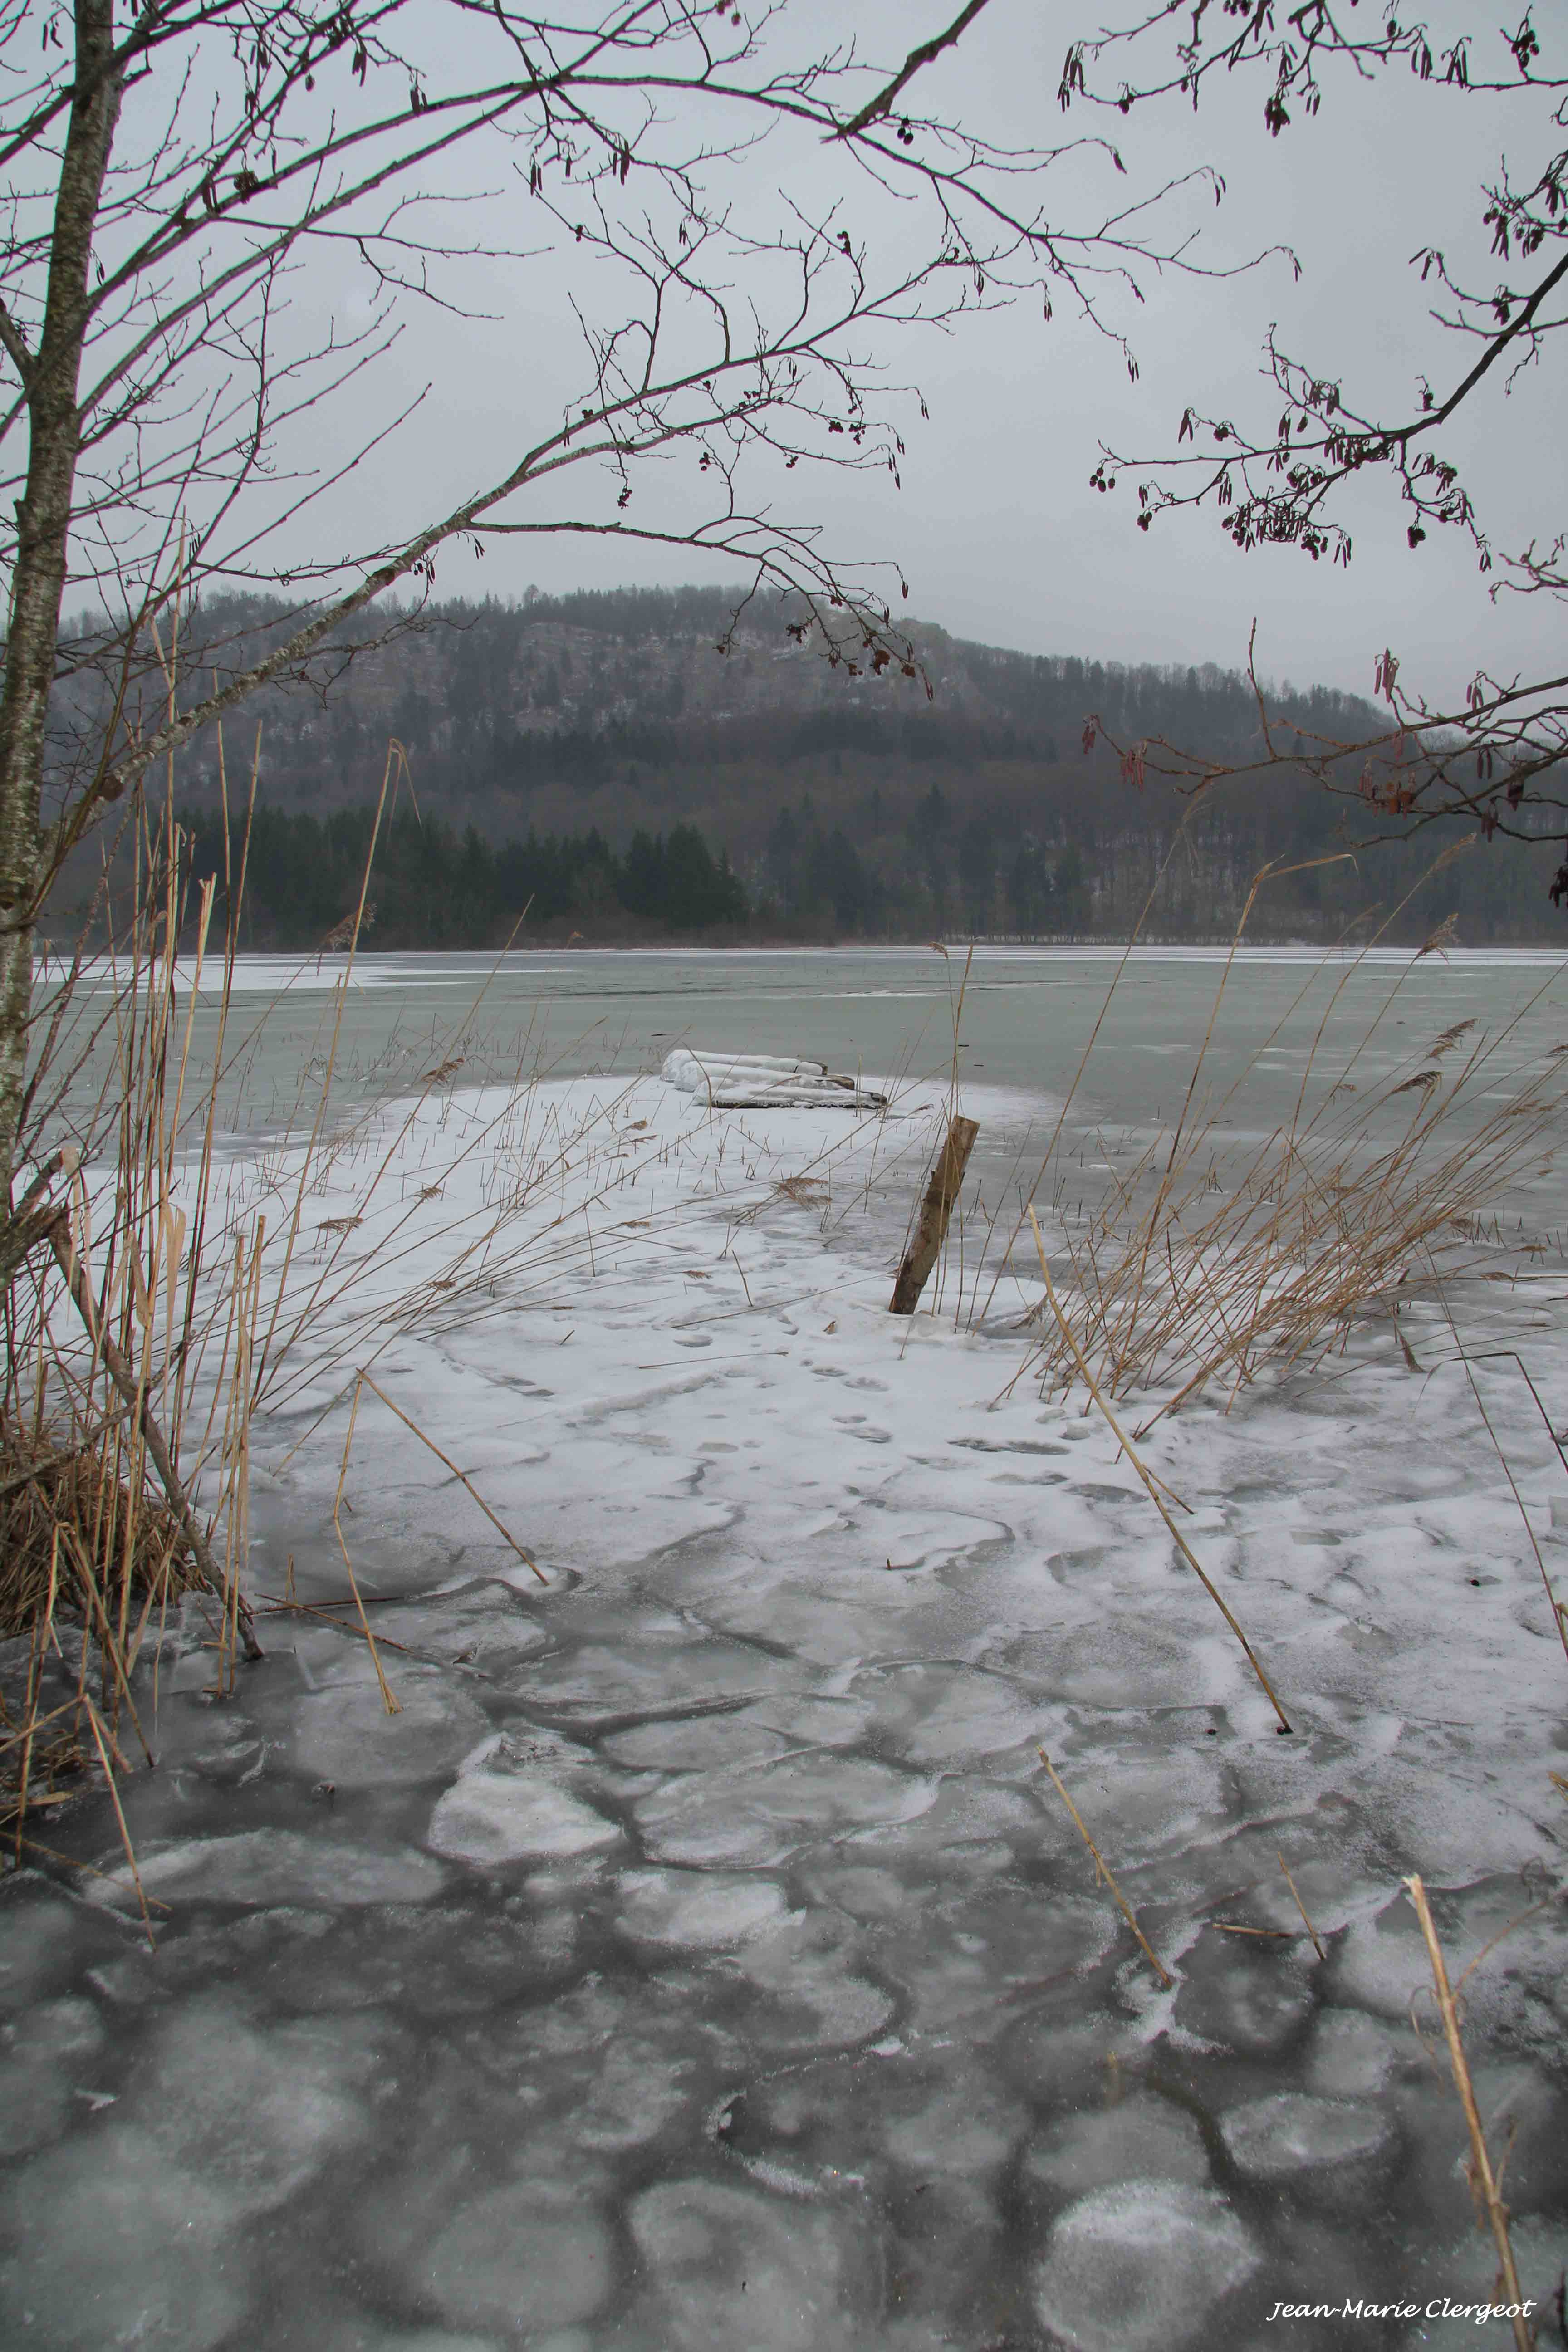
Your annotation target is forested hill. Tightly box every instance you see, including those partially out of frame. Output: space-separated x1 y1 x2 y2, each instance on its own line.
62 584 1563 944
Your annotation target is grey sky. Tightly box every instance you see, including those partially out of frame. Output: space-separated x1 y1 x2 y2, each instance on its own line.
275 0 1564 710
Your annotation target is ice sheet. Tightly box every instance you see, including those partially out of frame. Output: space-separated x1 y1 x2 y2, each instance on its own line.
4 1062 1568 2347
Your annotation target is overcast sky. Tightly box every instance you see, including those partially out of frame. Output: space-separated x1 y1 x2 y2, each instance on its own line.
270 0 1565 710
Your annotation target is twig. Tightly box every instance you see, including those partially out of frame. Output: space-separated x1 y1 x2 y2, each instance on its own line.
1404 1874 1533 2352
1428 1263 1568 1674
255 1593 412 1653
0 1698 81 1761
57 1524 157 1767
12 1528 58 1857
10 1833 169 1899
1028 1210 1293 1733
331 1379 400 1715
0 1395 138 1497
355 1369 547 1584
83 1699 156 1954
1279 1848 1328 1960
1455 1893 1561 1999
1038 1746 1172 1988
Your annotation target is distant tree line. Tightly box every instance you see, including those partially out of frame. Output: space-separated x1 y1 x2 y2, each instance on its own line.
165 780 1547 954
178 793 1117 950
759 789 1094 934
187 805 747 949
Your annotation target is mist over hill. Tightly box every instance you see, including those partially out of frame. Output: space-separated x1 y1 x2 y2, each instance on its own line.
54 586 1560 946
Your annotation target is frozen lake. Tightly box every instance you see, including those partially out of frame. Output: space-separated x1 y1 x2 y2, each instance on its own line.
4 946 1568 2348
41 938 1568 1123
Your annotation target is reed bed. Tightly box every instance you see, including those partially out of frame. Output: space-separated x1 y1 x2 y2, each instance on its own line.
0 1420 201 1635
999 934 1568 1432
4 753 278 1847
0 744 636 1851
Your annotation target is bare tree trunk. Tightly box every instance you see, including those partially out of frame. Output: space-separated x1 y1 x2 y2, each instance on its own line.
890 1115 979 1314
0 0 123 1213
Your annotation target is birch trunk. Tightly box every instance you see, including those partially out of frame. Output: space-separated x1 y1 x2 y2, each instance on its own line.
0 0 122 1235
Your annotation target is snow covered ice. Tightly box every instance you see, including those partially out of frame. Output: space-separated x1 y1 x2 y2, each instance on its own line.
1032 2180 1261 2352
4 951 1568 2347
661 1047 889 1109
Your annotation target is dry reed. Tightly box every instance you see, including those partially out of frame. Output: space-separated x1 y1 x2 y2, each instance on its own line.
1009 925 1568 1430
1405 1874 1535 2352
1027 1207 1294 1734
3 715 267 1850
1 726 572 1852
1038 1745 1173 1989
1277 1847 1327 1961
0 1418 201 1634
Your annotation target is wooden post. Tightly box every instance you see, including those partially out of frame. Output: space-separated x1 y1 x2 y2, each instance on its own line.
890 1115 979 1314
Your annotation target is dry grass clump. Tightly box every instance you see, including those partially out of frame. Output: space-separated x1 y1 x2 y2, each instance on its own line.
0 1717 88 1839
0 1417 205 1637
774 1173 831 1207
1014 949 1568 1435
3 732 756 1869
0 1417 207 1849
3 732 310 1862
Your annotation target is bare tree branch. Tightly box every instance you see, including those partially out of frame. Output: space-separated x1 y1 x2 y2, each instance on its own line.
831 0 997 141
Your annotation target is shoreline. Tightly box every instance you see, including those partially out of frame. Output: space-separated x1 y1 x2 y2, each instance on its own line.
35 936 1568 990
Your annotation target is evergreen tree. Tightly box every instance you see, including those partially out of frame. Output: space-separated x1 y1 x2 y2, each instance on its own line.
1008 838 1051 931
665 824 746 927
911 784 952 918
765 804 803 912
1054 841 1090 931
808 828 877 931
619 830 668 919
957 815 996 928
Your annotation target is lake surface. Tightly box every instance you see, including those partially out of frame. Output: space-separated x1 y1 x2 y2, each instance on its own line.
41 940 1568 1157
